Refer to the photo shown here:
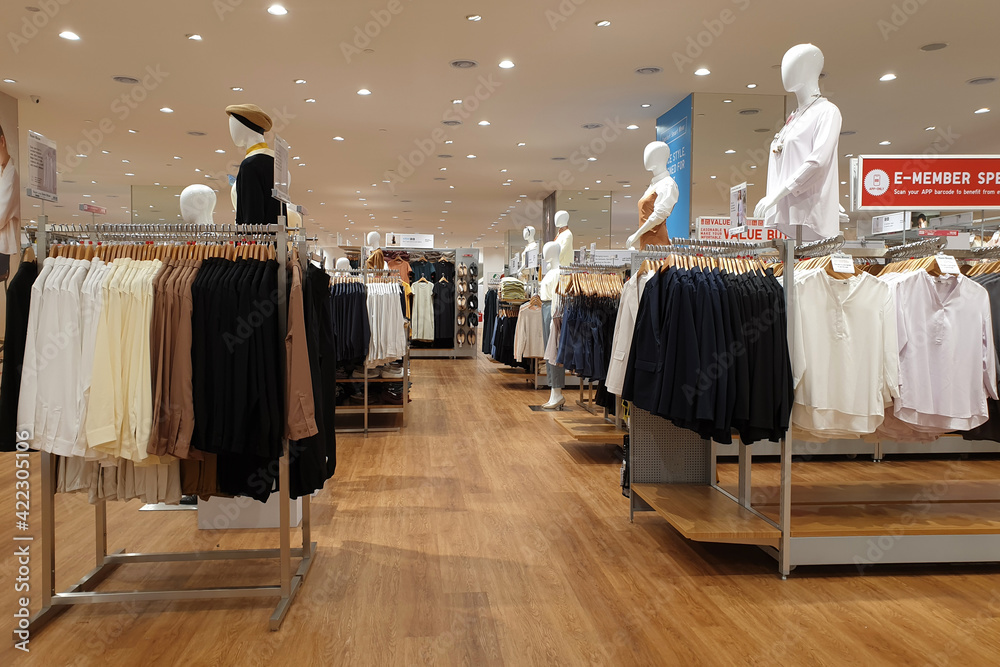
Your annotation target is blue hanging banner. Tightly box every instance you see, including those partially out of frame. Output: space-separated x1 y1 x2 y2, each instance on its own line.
656 94 693 238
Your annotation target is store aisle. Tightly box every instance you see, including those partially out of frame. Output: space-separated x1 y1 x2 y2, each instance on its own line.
3 353 1000 666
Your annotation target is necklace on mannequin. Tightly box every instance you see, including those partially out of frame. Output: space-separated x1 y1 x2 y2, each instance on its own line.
773 93 824 155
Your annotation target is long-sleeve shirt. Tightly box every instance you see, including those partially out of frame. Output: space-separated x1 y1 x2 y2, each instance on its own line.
765 98 842 241
514 303 545 361
606 273 651 396
791 270 899 440
890 271 998 431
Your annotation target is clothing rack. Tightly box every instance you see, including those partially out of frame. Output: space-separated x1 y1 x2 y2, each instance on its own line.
328 267 409 435
24 216 315 636
883 236 947 260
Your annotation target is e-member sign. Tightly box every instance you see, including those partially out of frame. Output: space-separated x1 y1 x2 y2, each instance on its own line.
856 155 1000 210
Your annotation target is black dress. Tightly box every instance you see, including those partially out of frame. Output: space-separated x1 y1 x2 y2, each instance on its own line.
432 280 455 347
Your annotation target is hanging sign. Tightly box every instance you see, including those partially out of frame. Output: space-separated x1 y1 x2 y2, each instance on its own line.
854 155 1000 211
729 182 748 236
696 217 788 242
79 204 106 215
271 134 290 204
385 232 434 248
26 129 58 202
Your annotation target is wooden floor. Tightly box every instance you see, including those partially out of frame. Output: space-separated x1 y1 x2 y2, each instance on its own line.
3 355 1000 666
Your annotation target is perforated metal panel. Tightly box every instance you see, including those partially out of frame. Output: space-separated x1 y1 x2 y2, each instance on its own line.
630 407 711 484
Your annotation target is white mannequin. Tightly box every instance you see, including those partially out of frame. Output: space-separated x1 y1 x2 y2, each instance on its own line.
627 141 679 250
754 44 842 240
520 226 538 278
539 240 566 409
554 210 574 267
179 184 217 225
335 257 352 271
365 231 388 270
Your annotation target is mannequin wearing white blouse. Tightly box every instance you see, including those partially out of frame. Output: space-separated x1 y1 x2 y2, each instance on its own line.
754 43 842 241
554 211 574 267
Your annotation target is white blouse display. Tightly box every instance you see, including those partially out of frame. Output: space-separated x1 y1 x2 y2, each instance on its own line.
606 273 652 397
889 271 997 432
765 97 842 241
790 270 899 440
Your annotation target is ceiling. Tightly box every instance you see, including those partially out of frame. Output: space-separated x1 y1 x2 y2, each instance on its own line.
3 0 1000 254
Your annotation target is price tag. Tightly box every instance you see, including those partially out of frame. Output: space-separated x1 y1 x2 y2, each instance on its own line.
936 254 960 275
830 254 856 274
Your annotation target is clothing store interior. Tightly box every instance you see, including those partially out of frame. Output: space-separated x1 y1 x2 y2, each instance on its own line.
2 2 1000 665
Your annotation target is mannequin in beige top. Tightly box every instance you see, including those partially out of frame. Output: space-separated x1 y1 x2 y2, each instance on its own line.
626 141 680 250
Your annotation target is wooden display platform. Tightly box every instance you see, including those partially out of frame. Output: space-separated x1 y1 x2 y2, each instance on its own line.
741 481 1000 538
635 481 1000 548
631 484 781 548
552 412 624 443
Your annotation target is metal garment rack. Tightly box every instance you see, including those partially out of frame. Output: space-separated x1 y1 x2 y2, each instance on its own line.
24 216 316 636
328 267 409 435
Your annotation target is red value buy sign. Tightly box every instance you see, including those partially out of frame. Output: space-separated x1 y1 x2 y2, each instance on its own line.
696 217 788 242
855 155 1000 210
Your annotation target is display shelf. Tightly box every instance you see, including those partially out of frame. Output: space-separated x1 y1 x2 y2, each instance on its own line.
335 377 406 383
337 405 405 414
631 484 781 548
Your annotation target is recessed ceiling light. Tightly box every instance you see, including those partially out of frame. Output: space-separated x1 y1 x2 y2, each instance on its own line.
267 4 288 15
596 20 611 27
305 98 316 103
125 172 134 176
500 169 507 173
215 149 226 153
445 140 453 144
101 150 109 154
587 157 597 162
294 79 307 84
467 154 477 158
920 42 948 51
840 130 857 136
976 107 991 114
635 67 662 75
925 126 936 131
641 103 651 108
160 107 174 113
478 120 490 126
968 77 998 86
746 83 757 89
75 153 87 158
880 73 897 82
231 86 243 91
173 156 181 159
357 88 372 95
467 14 482 21
332 136 345 141
187 34 202 41
499 60 515 69
59 31 80 40
724 149 737 154
694 68 711 76
121 159 130 163
624 124 639 131
517 142 526 147
879 140 892 145
723 99 733 103
2 79 15 83
440 167 447 171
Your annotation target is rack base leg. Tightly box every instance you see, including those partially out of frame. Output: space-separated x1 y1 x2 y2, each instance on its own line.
20 549 125 638
268 541 317 630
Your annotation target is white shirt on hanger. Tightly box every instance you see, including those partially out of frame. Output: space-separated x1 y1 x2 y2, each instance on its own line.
606 272 652 396
791 270 899 439
765 97 842 242
890 271 998 431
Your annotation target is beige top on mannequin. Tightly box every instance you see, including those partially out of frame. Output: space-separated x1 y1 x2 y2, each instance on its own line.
627 141 680 250
554 211 574 267
179 184 217 225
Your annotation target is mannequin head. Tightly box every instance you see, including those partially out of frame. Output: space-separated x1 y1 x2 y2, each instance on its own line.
781 44 824 102
554 210 570 229
229 115 263 150
179 184 217 225
542 241 561 272
523 225 536 243
366 231 382 248
335 257 352 271
643 141 670 175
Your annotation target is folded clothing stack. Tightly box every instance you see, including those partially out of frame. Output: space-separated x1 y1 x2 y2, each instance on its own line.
499 277 526 301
